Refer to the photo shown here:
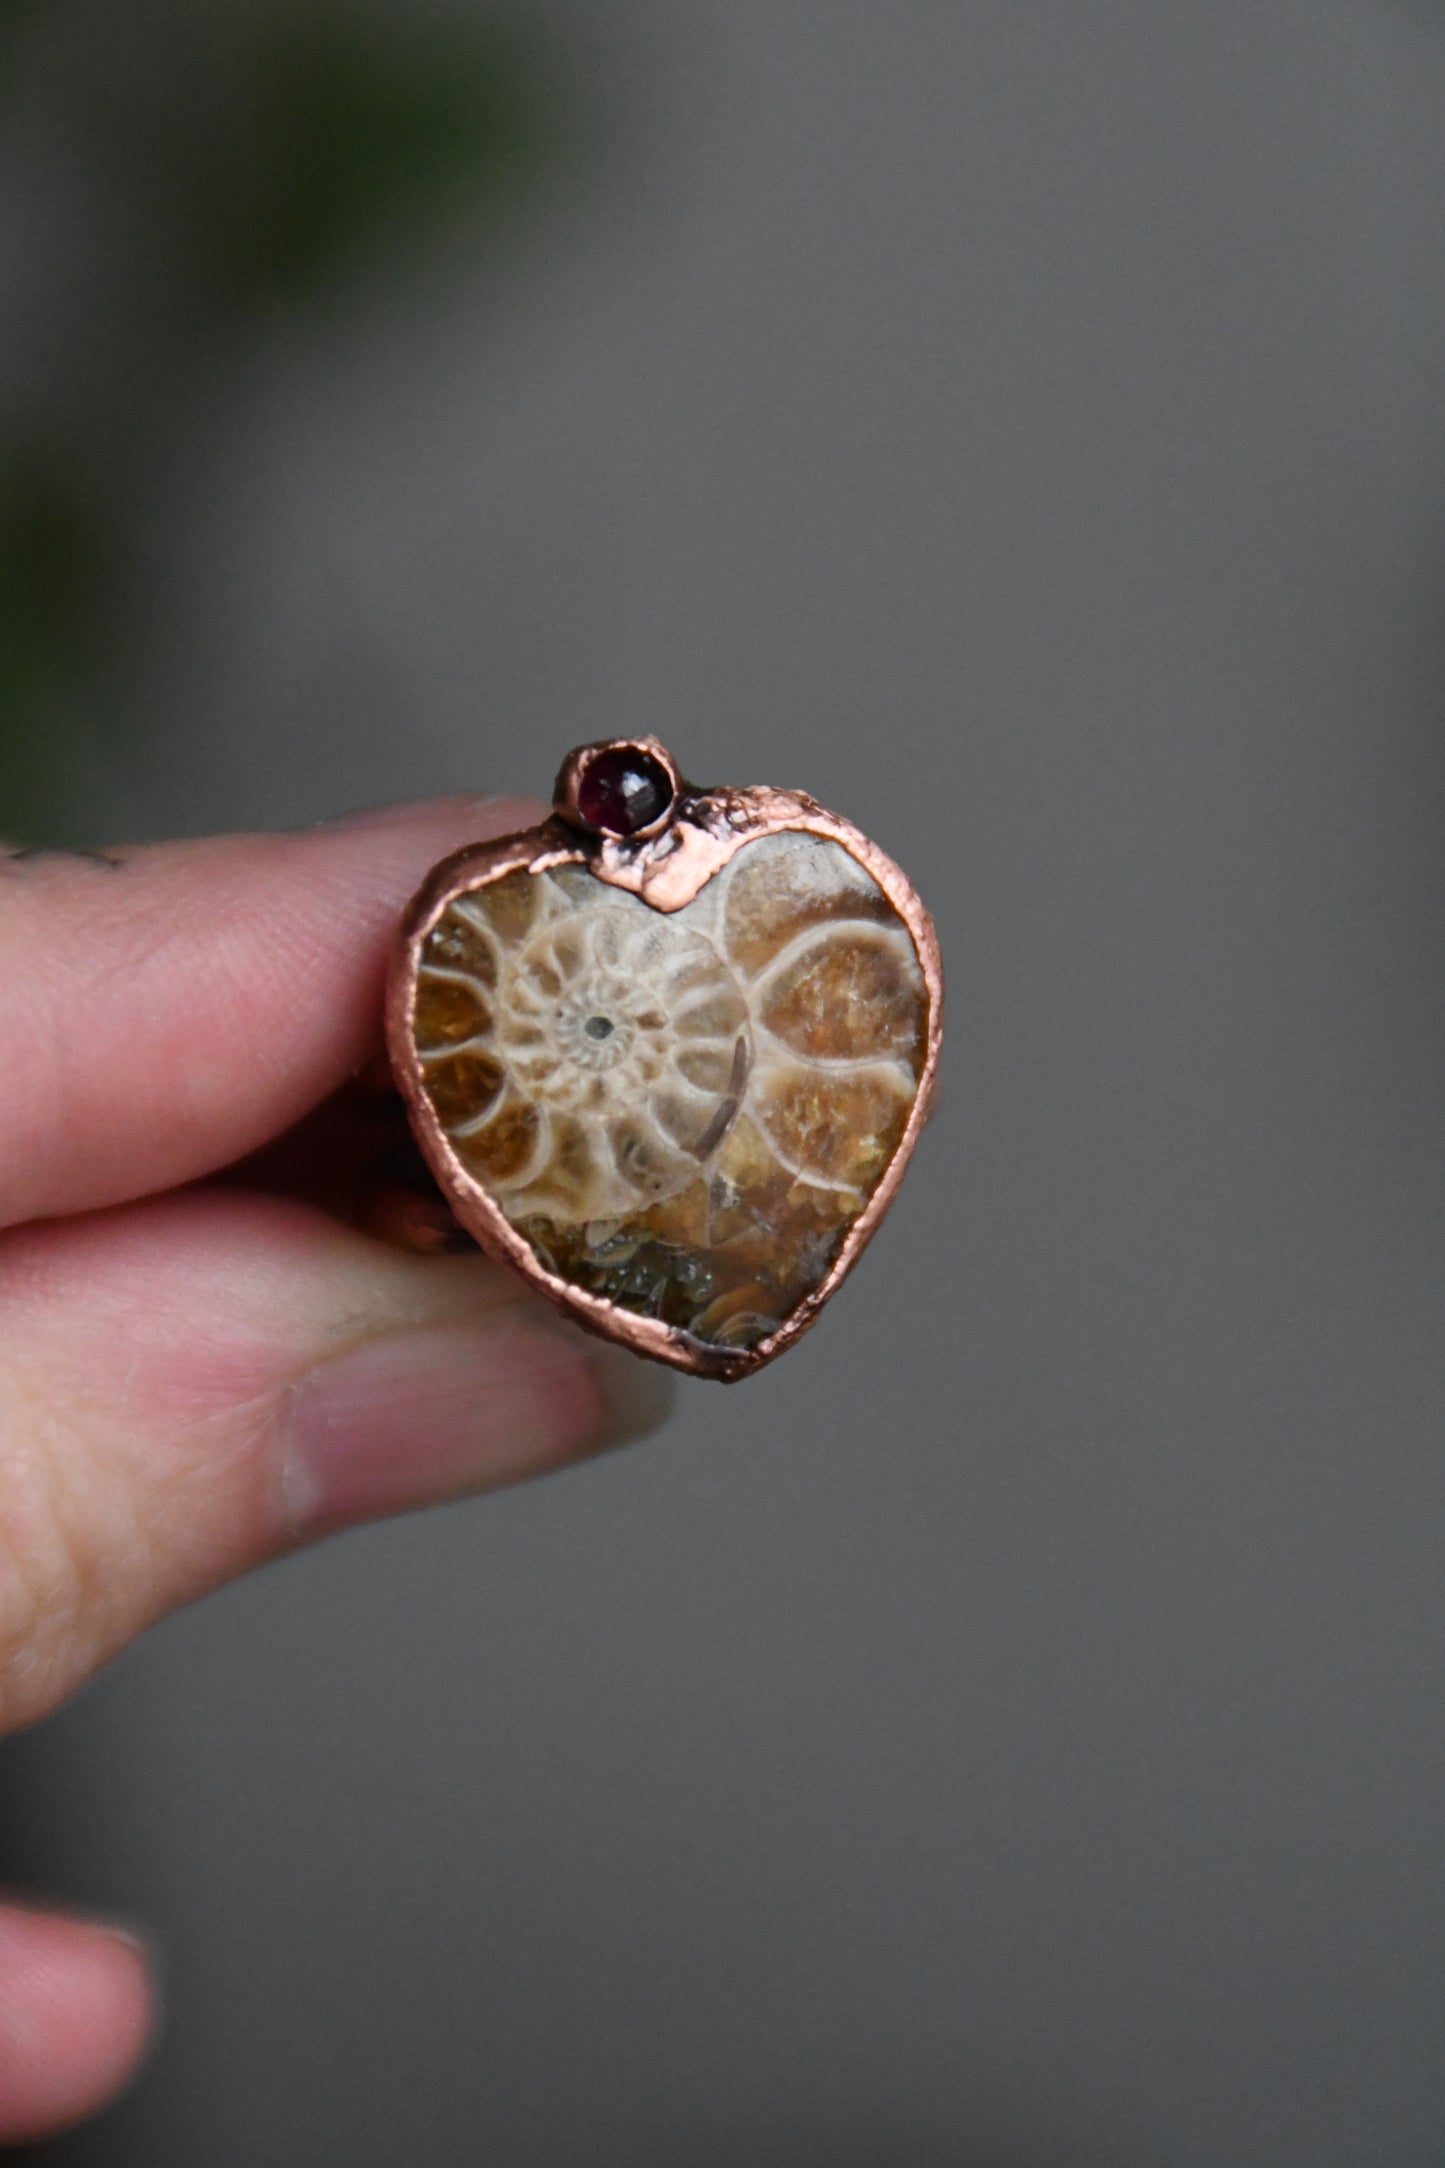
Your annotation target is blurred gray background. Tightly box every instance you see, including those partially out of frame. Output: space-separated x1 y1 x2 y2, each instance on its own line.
4 0 1445 2161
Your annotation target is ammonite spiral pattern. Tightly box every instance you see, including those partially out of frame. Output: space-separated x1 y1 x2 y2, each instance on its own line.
411 832 929 1351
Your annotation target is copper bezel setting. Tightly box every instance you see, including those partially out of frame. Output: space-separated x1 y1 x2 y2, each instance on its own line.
386 740 944 1381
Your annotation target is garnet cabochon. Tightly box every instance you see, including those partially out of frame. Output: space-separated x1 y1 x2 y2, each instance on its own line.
574 746 675 836
399 821 935 1375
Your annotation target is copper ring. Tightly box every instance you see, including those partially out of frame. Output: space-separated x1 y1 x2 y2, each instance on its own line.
386 738 943 1380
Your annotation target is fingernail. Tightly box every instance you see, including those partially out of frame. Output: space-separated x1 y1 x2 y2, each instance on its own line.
586 1340 678 1447
91 1921 154 1963
0 1897 153 1962
282 1312 674 1534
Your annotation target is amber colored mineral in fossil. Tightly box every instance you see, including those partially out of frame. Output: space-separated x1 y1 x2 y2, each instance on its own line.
410 832 929 1351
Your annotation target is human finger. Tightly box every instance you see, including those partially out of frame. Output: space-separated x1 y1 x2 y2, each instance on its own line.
0 1185 671 1735
0 794 541 1231
0 1902 153 2141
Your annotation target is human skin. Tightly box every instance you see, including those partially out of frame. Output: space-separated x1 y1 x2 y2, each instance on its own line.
0 795 673 2140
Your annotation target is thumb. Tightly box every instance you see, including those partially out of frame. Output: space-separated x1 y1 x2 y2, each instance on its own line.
0 1187 671 1735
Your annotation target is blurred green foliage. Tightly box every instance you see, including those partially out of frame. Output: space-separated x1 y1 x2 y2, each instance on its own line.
0 0 560 839
0 464 111 824
213 9 545 302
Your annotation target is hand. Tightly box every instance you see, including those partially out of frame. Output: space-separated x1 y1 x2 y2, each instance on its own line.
0 797 672 2141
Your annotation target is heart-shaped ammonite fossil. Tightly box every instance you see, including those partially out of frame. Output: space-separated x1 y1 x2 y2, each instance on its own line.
387 739 942 1379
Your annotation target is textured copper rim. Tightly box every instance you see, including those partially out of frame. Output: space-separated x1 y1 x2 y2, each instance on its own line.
386 741 944 1381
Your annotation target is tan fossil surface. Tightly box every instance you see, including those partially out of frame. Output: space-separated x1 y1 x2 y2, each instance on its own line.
410 831 930 1352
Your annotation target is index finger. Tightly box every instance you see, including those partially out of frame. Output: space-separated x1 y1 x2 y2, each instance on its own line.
0 795 539 1229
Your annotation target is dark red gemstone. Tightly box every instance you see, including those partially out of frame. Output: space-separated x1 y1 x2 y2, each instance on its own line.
575 746 674 835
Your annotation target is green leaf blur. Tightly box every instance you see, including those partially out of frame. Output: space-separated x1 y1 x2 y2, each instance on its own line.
0 2 562 840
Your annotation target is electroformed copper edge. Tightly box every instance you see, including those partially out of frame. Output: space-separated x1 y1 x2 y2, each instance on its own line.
385 755 944 1382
